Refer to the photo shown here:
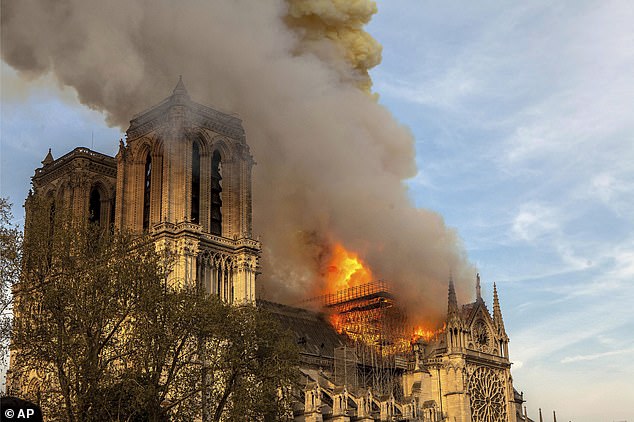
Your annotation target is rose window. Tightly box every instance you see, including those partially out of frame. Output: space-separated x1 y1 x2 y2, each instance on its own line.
469 367 507 422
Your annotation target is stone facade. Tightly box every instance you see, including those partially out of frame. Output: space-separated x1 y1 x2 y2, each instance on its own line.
402 277 520 422
265 278 528 422
26 78 261 303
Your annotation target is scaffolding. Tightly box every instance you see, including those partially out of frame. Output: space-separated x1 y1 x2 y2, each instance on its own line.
306 281 411 398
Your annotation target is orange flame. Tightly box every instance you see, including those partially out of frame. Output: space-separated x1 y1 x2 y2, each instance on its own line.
322 243 444 355
412 324 446 343
329 313 345 334
325 243 373 293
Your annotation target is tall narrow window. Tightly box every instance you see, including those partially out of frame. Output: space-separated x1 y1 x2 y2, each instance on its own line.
210 150 222 235
143 153 152 230
89 188 101 224
191 142 200 223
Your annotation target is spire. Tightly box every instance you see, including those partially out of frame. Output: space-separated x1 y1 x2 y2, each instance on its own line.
41 148 54 166
539 408 543 422
476 272 482 301
448 276 458 315
493 283 507 336
173 75 188 95
170 75 190 103
553 410 557 422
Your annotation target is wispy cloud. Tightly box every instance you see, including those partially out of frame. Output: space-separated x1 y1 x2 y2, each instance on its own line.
511 202 560 242
561 347 634 364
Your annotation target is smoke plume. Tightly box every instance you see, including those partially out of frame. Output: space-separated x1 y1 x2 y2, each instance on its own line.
285 0 382 91
1 0 474 322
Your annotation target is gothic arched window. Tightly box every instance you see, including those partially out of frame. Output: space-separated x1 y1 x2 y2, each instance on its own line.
191 142 200 223
143 153 152 230
89 187 101 224
210 150 222 235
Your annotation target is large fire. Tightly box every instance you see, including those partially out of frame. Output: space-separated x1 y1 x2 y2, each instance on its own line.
322 243 445 355
324 243 373 293
328 313 345 334
412 324 446 343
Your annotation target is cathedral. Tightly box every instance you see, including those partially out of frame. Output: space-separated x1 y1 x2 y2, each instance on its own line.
263 275 528 422
9 80 532 421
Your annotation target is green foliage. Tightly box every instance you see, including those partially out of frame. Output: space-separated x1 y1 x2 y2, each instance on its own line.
197 304 299 422
11 197 298 421
0 197 22 369
0 197 21 295
13 197 170 421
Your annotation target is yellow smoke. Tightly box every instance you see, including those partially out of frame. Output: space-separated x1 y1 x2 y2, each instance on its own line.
285 0 382 92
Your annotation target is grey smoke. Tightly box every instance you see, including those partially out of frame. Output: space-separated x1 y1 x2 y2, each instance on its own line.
1 0 474 323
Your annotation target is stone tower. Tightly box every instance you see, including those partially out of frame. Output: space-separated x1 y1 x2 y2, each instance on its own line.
28 147 117 227
25 78 260 304
7 79 261 407
115 77 260 303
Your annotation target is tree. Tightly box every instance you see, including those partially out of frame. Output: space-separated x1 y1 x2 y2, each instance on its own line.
1 197 22 372
120 282 299 422
11 196 299 421
11 197 171 421
193 302 299 422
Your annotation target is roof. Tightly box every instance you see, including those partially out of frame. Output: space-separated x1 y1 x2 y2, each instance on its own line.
461 301 477 319
461 298 492 324
126 78 245 142
33 147 117 183
258 300 345 358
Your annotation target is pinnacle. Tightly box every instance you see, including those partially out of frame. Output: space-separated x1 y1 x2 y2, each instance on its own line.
448 276 458 315
173 75 188 95
493 282 507 335
42 148 54 166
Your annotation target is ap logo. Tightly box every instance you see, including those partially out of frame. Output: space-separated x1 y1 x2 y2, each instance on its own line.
0 397 42 422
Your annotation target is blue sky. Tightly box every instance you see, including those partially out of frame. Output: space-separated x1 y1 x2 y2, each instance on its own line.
1 1 633 420
368 1 634 420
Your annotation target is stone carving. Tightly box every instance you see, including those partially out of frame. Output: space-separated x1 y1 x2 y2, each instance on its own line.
472 319 491 353
469 367 507 422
